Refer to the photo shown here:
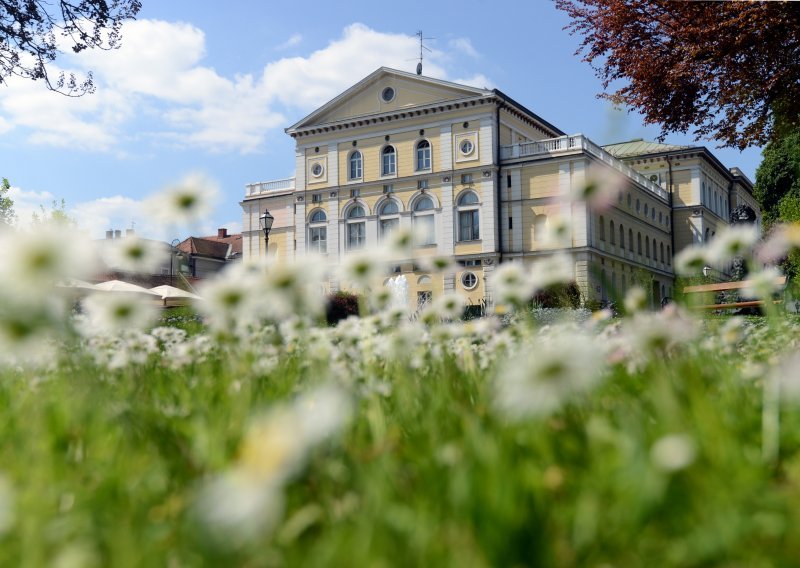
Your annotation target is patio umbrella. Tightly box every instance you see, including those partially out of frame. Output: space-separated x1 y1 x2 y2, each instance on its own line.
94 280 162 296
149 285 202 301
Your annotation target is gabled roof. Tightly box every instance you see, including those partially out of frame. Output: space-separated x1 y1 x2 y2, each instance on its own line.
178 234 242 259
602 139 692 158
287 67 493 133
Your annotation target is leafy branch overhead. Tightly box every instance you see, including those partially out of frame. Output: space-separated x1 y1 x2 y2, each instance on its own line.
0 0 141 96
556 0 800 150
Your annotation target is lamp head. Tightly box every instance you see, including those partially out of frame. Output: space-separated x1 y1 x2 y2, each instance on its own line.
259 210 275 236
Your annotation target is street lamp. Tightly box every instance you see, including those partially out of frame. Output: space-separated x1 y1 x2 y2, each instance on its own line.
259 209 274 255
170 238 184 286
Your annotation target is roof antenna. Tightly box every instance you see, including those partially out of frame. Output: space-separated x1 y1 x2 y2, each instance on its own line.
414 30 433 75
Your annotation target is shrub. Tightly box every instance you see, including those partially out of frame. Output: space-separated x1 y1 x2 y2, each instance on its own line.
325 291 360 324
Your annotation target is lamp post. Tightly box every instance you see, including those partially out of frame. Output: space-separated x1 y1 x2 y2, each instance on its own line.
259 209 274 256
170 238 182 287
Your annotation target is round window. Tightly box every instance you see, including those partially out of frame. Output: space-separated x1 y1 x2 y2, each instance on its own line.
381 87 395 102
460 139 474 155
462 271 478 290
311 163 323 177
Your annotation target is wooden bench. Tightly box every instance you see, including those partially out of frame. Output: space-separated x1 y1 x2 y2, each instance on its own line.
682 276 787 311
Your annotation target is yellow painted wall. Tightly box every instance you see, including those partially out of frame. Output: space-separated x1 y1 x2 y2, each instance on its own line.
673 170 694 206
520 162 560 199
319 76 483 124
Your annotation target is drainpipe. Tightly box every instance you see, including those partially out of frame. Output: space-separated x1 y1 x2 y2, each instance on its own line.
667 155 676 276
495 101 504 265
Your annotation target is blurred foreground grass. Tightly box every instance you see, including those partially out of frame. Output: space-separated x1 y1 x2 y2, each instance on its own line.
1 313 799 567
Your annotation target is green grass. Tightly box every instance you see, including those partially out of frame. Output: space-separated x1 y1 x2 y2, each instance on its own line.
1 312 799 566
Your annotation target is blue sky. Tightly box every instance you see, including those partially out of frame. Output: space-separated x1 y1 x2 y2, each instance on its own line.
0 1 764 241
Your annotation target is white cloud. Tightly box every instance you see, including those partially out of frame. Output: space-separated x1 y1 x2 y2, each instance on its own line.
261 23 450 110
276 33 303 50
0 22 491 154
449 38 479 59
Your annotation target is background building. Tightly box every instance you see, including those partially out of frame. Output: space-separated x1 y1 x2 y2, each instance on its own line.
241 68 760 309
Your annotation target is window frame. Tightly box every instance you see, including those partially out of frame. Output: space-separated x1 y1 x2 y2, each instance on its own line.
412 194 436 246
307 208 327 254
456 190 480 242
381 145 397 177
378 198 400 240
415 139 432 172
348 150 363 181
345 203 367 250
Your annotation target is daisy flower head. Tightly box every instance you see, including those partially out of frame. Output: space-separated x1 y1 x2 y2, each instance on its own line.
339 247 388 288
529 253 574 293
650 434 696 473
706 224 759 264
674 245 708 276
544 216 572 246
103 236 166 274
757 223 800 263
0 223 96 300
741 266 785 301
148 172 218 226
572 167 623 211
80 292 159 335
491 262 534 308
494 330 607 420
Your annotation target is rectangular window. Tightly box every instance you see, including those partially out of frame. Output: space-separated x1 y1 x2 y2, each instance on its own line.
309 227 327 253
347 222 365 250
458 210 480 241
417 179 429 190
350 188 360 198
383 184 393 194
461 173 473 184
414 215 436 246
380 218 399 239
508 216 513 230
312 194 322 203
507 174 511 188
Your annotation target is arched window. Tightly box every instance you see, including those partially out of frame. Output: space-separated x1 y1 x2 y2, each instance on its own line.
349 150 362 180
379 199 400 239
381 145 396 176
346 204 366 249
619 224 625 249
610 220 615 245
627 193 632 207
702 181 706 204
533 214 547 243
660 242 665 263
457 191 480 241
637 232 642 255
413 195 435 246
653 239 657 260
646 236 650 258
308 209 327 253
599 216 606 241
705 228 710 242
667 246 671 265
644 203 649 217
416 140 431 171
636 199 641 213
629 229 633 252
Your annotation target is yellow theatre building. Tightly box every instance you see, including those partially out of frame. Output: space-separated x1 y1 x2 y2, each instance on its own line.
241 67 761 309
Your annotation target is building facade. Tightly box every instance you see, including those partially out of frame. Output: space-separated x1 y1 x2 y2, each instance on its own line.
241 68 760 309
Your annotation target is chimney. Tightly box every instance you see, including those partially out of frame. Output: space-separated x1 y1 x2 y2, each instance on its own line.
218 228 228 238
114 230 122 239
106 230 113 239
126 229 135 237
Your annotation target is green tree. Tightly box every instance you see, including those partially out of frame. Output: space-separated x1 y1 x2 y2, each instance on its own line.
0 177 16 226
31 199 76 227
753 129 800 230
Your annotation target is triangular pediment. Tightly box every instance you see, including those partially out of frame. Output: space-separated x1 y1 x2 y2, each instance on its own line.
288 68 492 132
